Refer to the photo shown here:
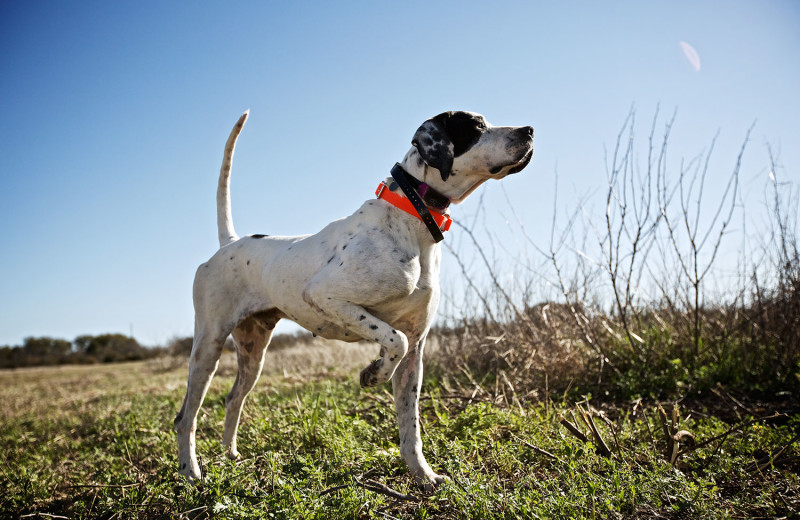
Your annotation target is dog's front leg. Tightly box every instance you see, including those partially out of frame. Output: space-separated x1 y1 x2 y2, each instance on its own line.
302 282 409 387
392 334 446 490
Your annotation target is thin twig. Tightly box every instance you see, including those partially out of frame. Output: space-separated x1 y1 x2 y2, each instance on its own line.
512 433 559 460
354 475 419 502
319 483 350 496
68 483 141 489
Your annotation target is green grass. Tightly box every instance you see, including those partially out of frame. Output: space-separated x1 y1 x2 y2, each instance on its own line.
1 358 797 519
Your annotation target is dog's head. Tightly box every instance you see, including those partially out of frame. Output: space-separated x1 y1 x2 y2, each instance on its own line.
411 111 534 184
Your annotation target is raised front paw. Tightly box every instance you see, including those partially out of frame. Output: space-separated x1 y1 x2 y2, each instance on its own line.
359 358 384 387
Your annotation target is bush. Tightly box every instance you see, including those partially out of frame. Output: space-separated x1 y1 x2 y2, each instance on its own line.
429 109 799 401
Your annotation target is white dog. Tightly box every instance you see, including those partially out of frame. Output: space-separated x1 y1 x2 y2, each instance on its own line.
175 110 533 488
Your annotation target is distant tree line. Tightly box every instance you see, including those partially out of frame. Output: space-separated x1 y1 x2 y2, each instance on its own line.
0 329 320 370
0 334 162 369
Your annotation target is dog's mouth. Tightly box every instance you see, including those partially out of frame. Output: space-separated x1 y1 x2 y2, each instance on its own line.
489 147 534 176
508 148 533 174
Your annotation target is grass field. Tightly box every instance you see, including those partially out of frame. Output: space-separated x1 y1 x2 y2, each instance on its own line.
1 340 798 520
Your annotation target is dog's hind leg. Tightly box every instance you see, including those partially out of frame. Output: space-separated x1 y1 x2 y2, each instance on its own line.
175 328 226 481
222 312 279 460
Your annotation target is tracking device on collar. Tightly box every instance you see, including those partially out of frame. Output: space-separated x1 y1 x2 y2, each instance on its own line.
375 163 453 242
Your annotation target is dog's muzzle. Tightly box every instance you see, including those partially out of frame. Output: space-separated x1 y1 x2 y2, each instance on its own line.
511 126 534 173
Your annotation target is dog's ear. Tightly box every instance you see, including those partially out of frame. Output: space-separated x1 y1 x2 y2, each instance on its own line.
412 112 455 181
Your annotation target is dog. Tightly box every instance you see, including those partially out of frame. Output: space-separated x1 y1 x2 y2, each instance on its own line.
174 110 533 488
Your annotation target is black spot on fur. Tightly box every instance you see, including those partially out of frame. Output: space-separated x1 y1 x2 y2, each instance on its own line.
246 260 250 265
359 315 366 321
339 262 344 267
342 244 347 250
250 234 268 239
327 256 335 264
392 329 397 334
369 324 378 330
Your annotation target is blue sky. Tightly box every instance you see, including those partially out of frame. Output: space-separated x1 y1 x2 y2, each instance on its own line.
1 1 798 347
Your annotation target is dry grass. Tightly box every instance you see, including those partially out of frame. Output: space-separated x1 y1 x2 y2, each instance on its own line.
0 337 378 425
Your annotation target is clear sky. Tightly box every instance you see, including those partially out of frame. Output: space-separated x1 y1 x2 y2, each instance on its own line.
1 1 798 347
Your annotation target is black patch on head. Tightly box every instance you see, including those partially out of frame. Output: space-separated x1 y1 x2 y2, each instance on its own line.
445 111 485 157
412 111 486 181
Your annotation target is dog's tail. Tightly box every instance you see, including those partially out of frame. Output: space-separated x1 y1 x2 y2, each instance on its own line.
217 110 249 247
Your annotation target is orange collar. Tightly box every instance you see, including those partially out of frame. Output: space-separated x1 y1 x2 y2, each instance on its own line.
375 182 453 232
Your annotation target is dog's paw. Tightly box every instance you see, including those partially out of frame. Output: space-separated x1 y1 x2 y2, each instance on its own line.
417 473 448 493
359 359 384 387
179 462 203 482
226 448 240 461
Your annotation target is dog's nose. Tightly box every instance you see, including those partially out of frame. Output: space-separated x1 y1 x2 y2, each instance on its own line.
524 126 534 137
